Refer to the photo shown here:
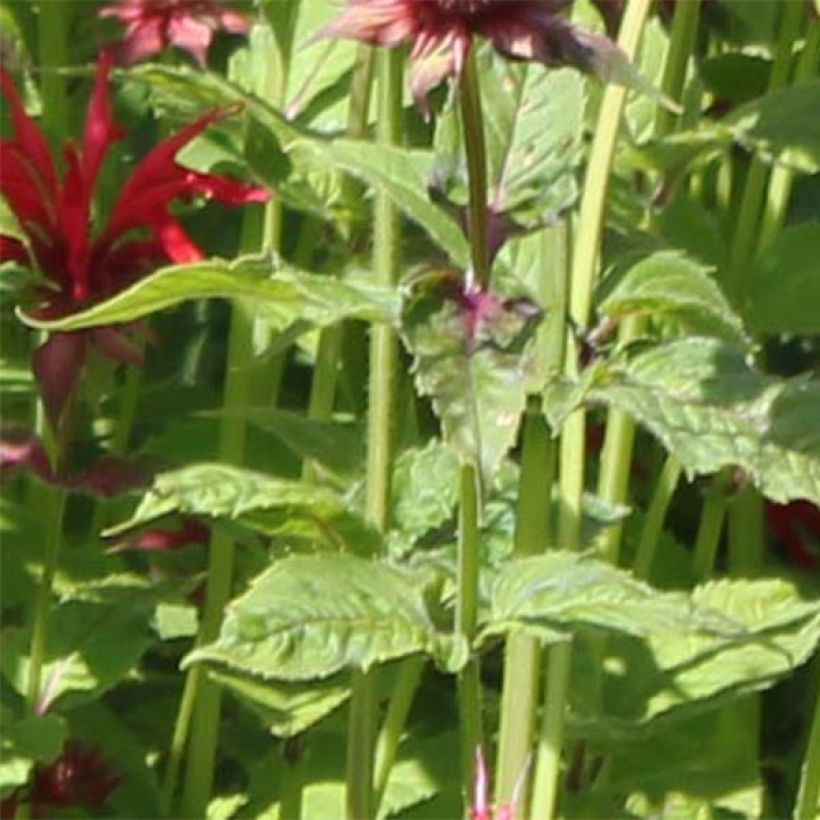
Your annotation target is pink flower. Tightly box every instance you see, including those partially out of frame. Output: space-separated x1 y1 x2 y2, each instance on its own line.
100 0 250 67
0 53 268 429
320 0 624 110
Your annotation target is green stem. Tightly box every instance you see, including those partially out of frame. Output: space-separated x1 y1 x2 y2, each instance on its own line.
559 0 654 553
727 485 764 577
160 665 199 815
180 303 255 817
633 455 682 581
495 221 568 809
373 656 425 807
725 0 805 300
457 463 483 797
529 640 573 819
459 52 490 289
25 487 67 715
346 48 402 820
795 658 820 819
37 0 69 141
757 20 820 251
691 471 730 581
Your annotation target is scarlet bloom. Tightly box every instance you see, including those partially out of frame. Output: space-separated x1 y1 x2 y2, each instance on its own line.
0 53 268 428
321 0 627 110
766 500 820 571
100 0 250 67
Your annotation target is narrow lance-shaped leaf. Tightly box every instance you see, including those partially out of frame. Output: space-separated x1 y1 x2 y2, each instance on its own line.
184 554 467 681
589 338 820 505
105 463 382 556
18 256 399 332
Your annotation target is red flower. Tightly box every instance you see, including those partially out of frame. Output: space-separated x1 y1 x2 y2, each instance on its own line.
320 0 625 110
0 54 268 428
100 0 250 67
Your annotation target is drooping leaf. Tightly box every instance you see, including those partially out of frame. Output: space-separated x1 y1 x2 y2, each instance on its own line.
482 553 740 643
570 576 820 733
400 279 543 480
208 669 350 738
744 222 820 335
18 256 399 332
105 463 382 556
184 555 465 681
589 338 820 505
599 251 748 347
294 138 471 267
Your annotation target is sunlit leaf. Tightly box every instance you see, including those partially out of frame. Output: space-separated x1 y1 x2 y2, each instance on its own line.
0 712 66 797
600 251 748 347
18 256 399 332
185 555 465 680
105 463 382 556
590 338 820 505
482 553 739 643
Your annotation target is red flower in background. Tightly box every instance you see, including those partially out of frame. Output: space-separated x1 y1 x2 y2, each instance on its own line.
0 53 268 429
100 0 250 66
766 500 820 572
320 0 626 111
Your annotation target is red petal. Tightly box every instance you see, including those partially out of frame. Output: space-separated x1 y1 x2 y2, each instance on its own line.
0 235 31 266
82 51 126 190
32 333 87 432
155 216 205 263
0 70 58 194
167 14 213 66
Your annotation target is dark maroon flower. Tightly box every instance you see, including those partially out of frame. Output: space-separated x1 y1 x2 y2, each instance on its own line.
1 432 154 497
100 0 250 66
320 0 631 110
31 744 121 814
766 500 820 571
107 516 210 553
0 53 269 429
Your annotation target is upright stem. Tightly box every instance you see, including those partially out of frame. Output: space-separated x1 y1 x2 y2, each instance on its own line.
346 48 402 820
495 225 567 812
559 0 654 552
456 463 483 796
529 640 573 819
459 52 490 289
180 302 255 817
691 470 730 581
633 455 682 580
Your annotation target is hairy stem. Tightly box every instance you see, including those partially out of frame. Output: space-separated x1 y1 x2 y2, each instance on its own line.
346 47 402 820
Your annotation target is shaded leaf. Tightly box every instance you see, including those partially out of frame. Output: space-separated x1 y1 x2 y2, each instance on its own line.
590 338 820 505
209 669 350 738
185 555 464 681
0 712 66 797
105 463 382 556
600 251 748 347
744 222 820 335
18 256 398 333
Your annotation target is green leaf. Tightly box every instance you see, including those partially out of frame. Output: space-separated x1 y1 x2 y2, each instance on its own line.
483 553 740 643
185 555 463 681
744 222 820 334
294 139 470 267
391 441 461 539
1 596 154 711
571 577 820 733
18 256 399 332
0 712 66 797
727 79 820 173
483 62 585 219
589 338 820 505
209 669 350 737
600 251 748 347
400 282 542 480
105 463 382 556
